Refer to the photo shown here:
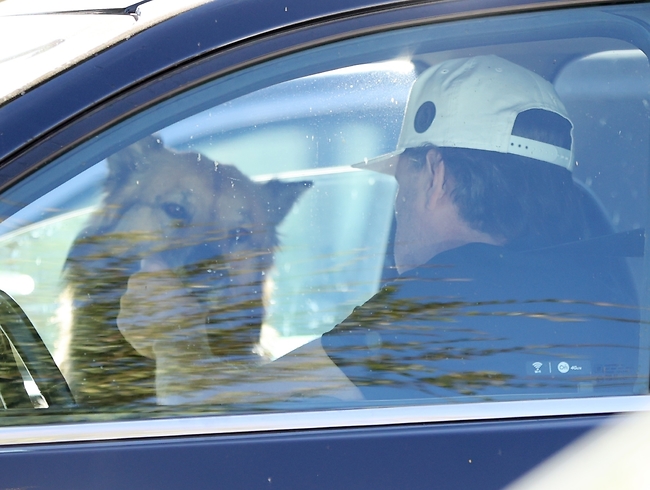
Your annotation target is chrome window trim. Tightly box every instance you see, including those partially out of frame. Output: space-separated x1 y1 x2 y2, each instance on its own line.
1 395 649 447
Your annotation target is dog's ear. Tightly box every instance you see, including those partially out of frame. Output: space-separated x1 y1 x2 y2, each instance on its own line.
105 135 165 187
264 180 313 225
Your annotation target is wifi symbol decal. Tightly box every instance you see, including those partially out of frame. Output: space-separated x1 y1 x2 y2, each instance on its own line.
532 362 543 373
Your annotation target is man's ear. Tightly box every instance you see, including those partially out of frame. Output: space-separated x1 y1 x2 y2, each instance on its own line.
424 148 447 208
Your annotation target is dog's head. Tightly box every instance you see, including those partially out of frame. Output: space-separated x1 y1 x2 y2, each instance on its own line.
67 136 311 358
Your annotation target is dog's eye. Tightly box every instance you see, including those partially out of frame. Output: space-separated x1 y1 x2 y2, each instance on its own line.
162 202 190 222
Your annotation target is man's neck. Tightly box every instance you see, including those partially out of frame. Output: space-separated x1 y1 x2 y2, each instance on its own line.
397 227 503 275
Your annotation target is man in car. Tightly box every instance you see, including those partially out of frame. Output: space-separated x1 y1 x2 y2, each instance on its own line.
317 55 641 400
118 55 641 405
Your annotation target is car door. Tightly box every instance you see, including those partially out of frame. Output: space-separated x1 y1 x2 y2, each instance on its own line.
0 0 649 488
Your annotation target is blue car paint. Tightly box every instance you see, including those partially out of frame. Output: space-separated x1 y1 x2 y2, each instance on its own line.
0 417 599 489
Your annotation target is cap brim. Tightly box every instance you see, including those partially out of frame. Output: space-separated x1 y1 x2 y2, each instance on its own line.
351 150 403 175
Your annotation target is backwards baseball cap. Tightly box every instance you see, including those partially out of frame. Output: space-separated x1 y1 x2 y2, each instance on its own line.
355 55 574 175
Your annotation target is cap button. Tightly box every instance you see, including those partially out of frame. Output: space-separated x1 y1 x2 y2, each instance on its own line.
414 101 436 134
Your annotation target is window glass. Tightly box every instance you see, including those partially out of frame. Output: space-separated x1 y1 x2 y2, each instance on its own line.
0 4 649 422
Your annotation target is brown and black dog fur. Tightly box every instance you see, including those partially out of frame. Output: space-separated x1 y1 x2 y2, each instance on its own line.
63 136 311 407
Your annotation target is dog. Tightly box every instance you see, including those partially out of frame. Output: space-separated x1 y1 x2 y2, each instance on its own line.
62 135 311 406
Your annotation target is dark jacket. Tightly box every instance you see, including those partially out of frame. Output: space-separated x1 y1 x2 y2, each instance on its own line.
322 243 642 401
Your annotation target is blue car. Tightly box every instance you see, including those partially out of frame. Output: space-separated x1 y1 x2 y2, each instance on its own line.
0 0 649 487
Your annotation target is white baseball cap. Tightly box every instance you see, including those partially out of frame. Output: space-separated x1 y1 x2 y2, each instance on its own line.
355 55 574 175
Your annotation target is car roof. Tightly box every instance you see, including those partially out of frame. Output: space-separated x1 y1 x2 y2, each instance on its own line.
0 0 213 104
0 0 601 168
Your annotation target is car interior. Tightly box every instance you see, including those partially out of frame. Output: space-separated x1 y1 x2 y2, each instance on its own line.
0 5 648 417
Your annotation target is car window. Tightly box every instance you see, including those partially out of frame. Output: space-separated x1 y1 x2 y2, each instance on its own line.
0 3 649 423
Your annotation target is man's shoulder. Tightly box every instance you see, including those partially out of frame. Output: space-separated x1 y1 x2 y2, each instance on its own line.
396 243 536 297
330 240 635 333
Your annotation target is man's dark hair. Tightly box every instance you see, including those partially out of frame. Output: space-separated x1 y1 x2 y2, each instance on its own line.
404 110 610 248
